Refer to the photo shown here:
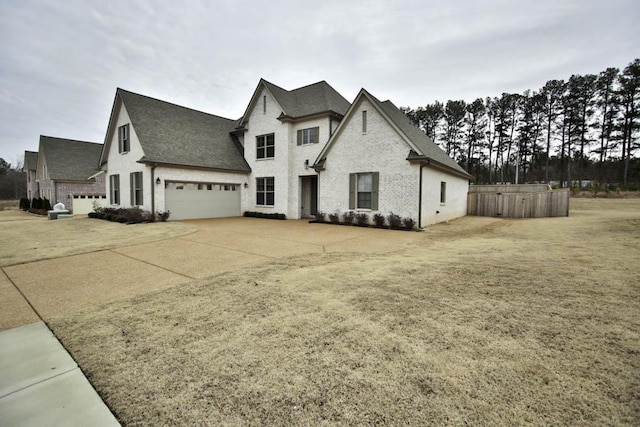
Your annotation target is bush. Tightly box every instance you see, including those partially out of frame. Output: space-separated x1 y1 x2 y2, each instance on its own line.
342 211 355 225
388 212 402 229
42 198 52 211
355 212 369 226
242 211 286 220
156 211 170 222
20 198 30 211
32 198 42 209
402 217 416 230
313 211 325 222
328 212 340 224
373 213 385 227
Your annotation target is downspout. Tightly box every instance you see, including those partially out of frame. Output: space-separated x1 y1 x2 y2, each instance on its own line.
418 163 424 229
150 164 156 213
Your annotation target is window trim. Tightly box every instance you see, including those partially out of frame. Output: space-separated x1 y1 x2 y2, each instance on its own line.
256 133 275 159
256 177 275 206
297 127 320 145
349 172 379 210
130 171 143 206
109 174 120 205
118 124 130 153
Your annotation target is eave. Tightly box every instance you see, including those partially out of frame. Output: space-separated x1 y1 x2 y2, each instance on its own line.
277 110 344 123
137 159 251 174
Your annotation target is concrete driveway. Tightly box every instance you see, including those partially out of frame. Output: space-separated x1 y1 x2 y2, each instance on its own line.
3 217 423 325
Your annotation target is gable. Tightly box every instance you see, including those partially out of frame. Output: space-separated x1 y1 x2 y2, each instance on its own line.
315 89 472 180
38 136 102 181
102 89 250 172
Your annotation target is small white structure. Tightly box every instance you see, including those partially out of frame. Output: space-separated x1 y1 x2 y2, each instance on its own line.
53 202 66 211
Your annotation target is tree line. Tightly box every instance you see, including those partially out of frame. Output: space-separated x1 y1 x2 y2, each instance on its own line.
0 158 26 199
401 58 640 187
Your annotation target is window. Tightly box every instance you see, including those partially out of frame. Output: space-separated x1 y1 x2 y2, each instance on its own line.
440 181 447 204
109 174 120 205
349 172 379 210
130 172 143 206
207 184 213 190
362 110 367 133
297 127 319 145
222 184 237 191
256 177 274 206
118 124 130 153
256 134 275 159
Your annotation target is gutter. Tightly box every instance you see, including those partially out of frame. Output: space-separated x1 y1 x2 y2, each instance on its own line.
151 164 156 213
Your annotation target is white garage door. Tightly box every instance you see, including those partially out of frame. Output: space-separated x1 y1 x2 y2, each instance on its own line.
72 195 108 215
165 182 241 220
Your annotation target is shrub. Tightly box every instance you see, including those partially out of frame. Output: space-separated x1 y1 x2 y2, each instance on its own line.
314 211 325 222
20 198 30 211
156 211 170 222
242 211 286 220
355 212 369 226
388 212 402 229
373 213 386 227
42 198 52 211
32 198 42 209
342 211 355 225
402 217 416 230
328 212 340 224
116 216 128 223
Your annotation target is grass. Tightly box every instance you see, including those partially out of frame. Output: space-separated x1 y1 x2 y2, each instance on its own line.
0 199 18 211
46 199 640 425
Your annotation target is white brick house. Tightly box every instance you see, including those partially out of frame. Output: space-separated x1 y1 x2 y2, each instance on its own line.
101 80 471 226
314 89 472 227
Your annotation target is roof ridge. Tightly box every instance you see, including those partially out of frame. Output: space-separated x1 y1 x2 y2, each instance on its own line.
116 88 236 122
40 136 101 145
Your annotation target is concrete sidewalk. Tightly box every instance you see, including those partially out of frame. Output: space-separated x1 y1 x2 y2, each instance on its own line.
0 322 119 426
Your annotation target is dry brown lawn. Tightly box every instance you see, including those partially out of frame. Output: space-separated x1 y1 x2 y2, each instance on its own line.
0 211 196 267
50 199 639 426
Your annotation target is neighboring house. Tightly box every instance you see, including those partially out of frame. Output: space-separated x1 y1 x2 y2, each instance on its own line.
99 89 251 221
313 89 473 227
35 136 106 213
101 80 471 225
23 150 39 200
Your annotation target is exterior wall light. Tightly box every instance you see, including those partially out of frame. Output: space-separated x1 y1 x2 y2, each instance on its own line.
156 177 161 185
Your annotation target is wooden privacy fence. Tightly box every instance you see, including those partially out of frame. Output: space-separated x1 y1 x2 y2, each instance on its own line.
467 184 570 218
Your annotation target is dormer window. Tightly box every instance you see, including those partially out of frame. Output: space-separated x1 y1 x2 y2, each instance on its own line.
362 110 367 133
118 124 130 153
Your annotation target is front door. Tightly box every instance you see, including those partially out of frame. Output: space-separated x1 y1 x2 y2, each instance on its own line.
300 175 318 218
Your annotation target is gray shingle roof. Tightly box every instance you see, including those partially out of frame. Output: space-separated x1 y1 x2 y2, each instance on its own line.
117 89 250 172
23 151 38 171
371 94 472 179
39 136 102 180
262 80 351 118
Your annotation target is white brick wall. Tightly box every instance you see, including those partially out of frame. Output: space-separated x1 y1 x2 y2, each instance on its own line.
319 98 421 221
421 166 469 226
105 103 148 209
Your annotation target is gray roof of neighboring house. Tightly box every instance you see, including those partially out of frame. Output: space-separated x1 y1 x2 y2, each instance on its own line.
370 94 472 179
39 136 102 180
23 151 38 171
117 89 250 172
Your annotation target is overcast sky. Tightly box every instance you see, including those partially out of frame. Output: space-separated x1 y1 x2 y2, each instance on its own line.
1 0 638 166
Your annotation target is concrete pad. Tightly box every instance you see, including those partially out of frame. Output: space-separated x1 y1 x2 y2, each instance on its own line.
113 238 271 279
4 251 188 319
0 322 76 397
0 322 118 426
181 228 325 258
0 271 38 331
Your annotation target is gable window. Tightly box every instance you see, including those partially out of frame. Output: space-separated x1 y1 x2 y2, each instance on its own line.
256 134 275 159
297 127 319 145
349 172 379 210
109 174 120 205
362 110 367 133
256 177 274 206
130 172 143 206
440 181 447 204
263 95 266 114
118 124 130 153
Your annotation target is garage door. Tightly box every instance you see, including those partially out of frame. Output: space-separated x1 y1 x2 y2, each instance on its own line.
72 195 108 215
165 182 241 220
